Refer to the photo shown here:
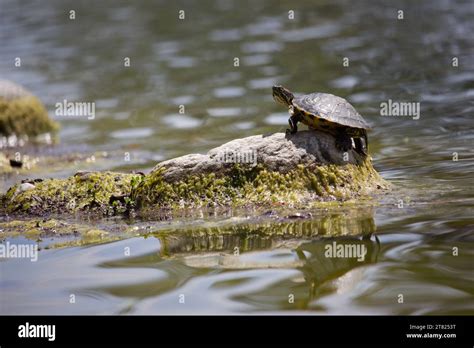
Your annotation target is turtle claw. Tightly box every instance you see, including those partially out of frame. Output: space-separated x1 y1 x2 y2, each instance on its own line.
287 117 298 134
286 128 297 135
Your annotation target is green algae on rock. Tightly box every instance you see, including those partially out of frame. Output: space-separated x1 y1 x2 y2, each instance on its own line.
0 218 109 243
1 131 388 217
132 161 382 210
131 131 389 211
2 171 142 216
0 218 131 249
0 79 59 138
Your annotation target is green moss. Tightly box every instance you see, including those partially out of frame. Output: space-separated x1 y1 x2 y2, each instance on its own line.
2 154 388 217
4 172 142 216
132 158 388 211
0 96 59 137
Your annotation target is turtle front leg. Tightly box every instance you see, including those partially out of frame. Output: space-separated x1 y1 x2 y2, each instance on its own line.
287 116 298 134
353 137 367 156
286 106 299 134
353 130 368 155
335 129 353 152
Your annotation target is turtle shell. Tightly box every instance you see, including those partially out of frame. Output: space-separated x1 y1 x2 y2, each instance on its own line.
292 92 370 130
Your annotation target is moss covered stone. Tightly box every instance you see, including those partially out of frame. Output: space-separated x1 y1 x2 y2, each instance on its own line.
130 131 388 212
0 96 59 137
132 158 386 211
2 171 142 216
0 79 59 138
1 131 389 217
0 218 130 249
0 218 108 242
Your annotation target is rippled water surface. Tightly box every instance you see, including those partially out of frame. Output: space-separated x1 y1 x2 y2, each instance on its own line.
1 0 473 314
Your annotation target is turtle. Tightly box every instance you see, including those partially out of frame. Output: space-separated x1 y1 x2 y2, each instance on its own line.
272 85 371 155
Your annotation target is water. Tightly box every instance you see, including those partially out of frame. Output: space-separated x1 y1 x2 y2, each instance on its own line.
1 0 473 314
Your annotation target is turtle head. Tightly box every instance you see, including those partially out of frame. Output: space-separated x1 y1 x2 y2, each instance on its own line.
272 85 294 106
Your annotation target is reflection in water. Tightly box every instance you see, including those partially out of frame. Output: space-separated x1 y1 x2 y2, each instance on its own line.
296 236 380 303
156 211 376 256
88 213 378 312
1 208 472 314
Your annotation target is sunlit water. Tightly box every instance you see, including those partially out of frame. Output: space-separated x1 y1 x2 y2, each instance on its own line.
1 0 473 314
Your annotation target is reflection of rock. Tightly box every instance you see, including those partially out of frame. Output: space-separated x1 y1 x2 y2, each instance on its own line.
155 211 377 269
182 253 306 269
0 80 59 140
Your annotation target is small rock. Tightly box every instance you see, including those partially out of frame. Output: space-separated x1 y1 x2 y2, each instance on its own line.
285 212 312 219
9 159 23 168
74 170 91 177
18 182 35 192
262 210 279 217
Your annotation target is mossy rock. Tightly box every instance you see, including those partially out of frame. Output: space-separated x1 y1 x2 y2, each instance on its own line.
0 218 111 245
0 79 59 138
132 160 383 211
1 131 389 217
2 171 142 216
131 131 389 211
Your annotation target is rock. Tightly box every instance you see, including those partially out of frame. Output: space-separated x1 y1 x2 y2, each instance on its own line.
0 218 119 249
9 159 23 168
1 131 389 217
0 80 31 99
157 131 363 182
0 79 59 139
3 182 36 203
132 130 389 210
18 183 35 192
83 229 109 239
285 212 313 219
2 172 141 216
